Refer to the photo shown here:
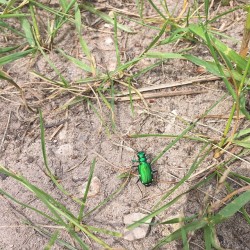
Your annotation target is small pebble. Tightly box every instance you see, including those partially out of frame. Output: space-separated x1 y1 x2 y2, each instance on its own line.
104 37 113 46
123 213 152 241
72 174 85 182
77 176 101 198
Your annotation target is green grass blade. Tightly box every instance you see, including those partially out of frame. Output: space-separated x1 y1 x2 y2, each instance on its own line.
59 0 68 11
35 42 68 86
133 60 164 79
83 178 128 218
204 0 209 22
29 3 41 44
0 45 20 53
39 109 52 177
160 215 197 225
0 69 22 90
39 110 82 200
0 13 29 18
159 27 190 45
204 225 213 250
2 0 17 13
0 183 61 224
57 48 93 73
152 218 208 249
80 3 132 33
0 48 35 66
230 172 250 184
114 13 121 67
97 88 115 127
0 20 25 37
20 16 36 47
84 225 122 237
183 54 242 82
1 166 90 249
141 20 169 55
147 0 167 20
189 24 248 74
126 172 216 231
28 223 78 250
78 158 96 222
181 226 189 250
44 230 60 250
214 190 250 220
153 143 211 207
74 2 93 70
145 51 184 60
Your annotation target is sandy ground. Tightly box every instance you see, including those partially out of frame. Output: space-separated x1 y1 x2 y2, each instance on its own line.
0 1 250 249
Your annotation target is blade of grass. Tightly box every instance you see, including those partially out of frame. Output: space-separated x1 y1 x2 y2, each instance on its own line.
20 15 36 47
204 225 213 250
127 172 216 231
83 177 129 218
39 109 86 203
2 0 17 14
44 230 60 250
29 3 41 45
0 45 20 53
78 158 96 222
152 189 250 249
27 223 78 250
189 24 248 75
35 39 68 86
140 20 169 56
147 0 167 20
181 225 189 250
0 20 25 37
57 48 93 73
0 185 61 225
113 13 121 68
0 48 35 66
0 13 29 18
97 87 115 128
74 2 95 75
79 3 132 33
153 143 211 208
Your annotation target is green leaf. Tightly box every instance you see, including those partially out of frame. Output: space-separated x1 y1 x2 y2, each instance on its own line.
78 158 96 222
20 16 35 47
0 45 20 53
80 3 132 33
57 48 93 73
44 230 60 250
0 48 35 66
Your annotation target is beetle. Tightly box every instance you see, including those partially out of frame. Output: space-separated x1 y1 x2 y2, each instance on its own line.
134 151 155 186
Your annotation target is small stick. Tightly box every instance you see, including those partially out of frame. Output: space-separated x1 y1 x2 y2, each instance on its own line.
198 114 245 119
116 75 219 97
115 90 207 101
49 124 64 141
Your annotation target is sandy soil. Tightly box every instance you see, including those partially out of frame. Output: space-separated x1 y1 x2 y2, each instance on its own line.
0 1 250 249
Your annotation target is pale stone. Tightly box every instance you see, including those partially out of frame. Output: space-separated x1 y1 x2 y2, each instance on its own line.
123 213 152 241
77 176 101 198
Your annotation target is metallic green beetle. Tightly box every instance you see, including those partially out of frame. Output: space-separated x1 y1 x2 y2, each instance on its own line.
136 151 154 186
